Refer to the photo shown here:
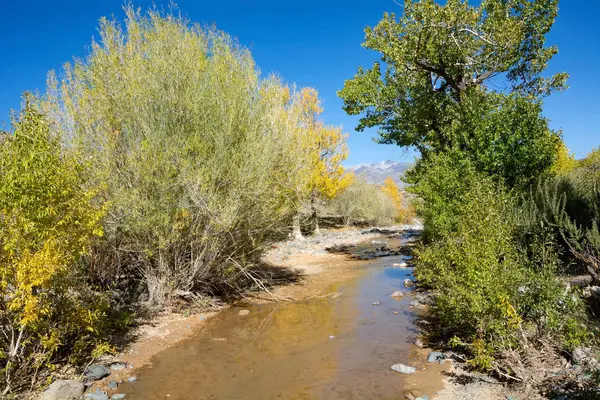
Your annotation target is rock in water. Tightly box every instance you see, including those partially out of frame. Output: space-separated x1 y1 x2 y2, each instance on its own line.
84 364 110 381
85 388 109 400
404 279 414 288
41 380 85 400
391 291 404 298
391 364 416 375
238 309 250 316
427 351 446 363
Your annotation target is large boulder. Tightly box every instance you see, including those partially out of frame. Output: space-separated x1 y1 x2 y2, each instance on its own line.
40 380 84 400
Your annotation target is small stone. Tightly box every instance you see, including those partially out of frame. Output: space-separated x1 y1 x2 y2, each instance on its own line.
107 381 118 389
199 315 206 321
328 335 336 339
110 362 126 371
238 309 250 316
391 363 416 375
372 301 381 306
127 377 138 383
415 397 429 400
41 379 85 400
84 364 110 381
111 395 126 400
85 388 109 400
393 311 400 315
391 291 404 299
427 351 446 363
393 262 409 268
415 339 424 348
404 279 414 288
572 347 594 364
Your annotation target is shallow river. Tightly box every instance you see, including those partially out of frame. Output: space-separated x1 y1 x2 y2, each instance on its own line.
119 234 444 400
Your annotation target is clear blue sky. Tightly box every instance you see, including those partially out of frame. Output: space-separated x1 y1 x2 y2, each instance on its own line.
1 0 599 165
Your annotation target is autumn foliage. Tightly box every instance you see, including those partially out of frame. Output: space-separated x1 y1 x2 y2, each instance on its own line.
0 103 107 393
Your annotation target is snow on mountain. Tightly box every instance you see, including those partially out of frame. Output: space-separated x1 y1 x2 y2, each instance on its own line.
346 160 412 187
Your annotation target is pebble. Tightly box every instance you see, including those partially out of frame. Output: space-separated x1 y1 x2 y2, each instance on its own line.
199 315 206 321
404 279 415 288
328 335 336 339
427 351 446 363
85 388 109 400
107 381 118 389
238 310 250 316
372 301 381 306
111 395 126 400
110 362 127 371
391 363 416 375
393 262 409 268
415 339 424 348
84 364 110 381
127 377 138 383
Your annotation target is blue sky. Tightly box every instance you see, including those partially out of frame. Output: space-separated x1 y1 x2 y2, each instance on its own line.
1 0 599 165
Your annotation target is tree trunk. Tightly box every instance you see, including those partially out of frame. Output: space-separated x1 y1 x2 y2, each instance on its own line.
311 192 320 236
292 213 303 240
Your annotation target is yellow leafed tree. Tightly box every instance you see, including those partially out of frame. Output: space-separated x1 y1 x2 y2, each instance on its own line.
296 88 353 236
381 177 402 211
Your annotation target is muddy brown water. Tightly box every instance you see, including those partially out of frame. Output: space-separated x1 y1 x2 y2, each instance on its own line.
119 235 445 400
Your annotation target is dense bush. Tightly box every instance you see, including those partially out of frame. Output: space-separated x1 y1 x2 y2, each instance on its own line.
43 7 335 305
0 104 107 393
328 177 398 226
414 152 590 370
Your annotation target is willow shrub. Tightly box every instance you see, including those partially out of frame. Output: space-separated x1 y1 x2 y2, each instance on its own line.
414 153 589 370
44 7 311 305
0 104 107 393
328 176 397 226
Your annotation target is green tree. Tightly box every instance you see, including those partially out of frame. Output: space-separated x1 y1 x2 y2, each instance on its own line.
0 102 106 393
339 0 566 185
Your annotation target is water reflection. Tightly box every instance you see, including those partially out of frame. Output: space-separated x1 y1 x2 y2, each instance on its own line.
122 238 420 400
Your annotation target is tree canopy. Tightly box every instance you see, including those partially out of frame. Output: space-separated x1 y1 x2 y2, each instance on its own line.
338 0 567 185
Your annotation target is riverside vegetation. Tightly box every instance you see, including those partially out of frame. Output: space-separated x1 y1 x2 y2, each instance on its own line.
3 0 599 398
340 0 600 395
0 6 409 396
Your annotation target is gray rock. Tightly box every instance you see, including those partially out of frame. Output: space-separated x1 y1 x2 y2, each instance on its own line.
572 347 595 364
85 388 109 400
404 279 415 288
84 364 110 381
107 381 118 389
238 309 250 316
391 291 404 299
427 351 446 363
372 301 381 306
111 395 126 400
390 363 416 375
41 379 85 400
110 362 126 371
127 377 138 383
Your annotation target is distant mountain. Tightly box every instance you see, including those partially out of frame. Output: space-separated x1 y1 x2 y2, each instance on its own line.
347 160 412 187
